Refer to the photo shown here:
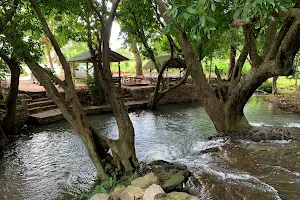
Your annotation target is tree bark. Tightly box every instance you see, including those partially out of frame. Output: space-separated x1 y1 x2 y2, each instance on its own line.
0 52 20 135
272 76 279 95
227 46 236 79
43 36 54 69
131 42 143 77
0 126 8 149
86 18 105 106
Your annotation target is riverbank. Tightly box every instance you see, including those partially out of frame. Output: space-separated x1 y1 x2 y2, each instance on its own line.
265 92 300 114
1 97 300 199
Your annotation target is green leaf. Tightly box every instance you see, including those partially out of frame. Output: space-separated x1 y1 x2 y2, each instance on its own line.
200 16 206 27
211 3 216 12
186 7 197 14
233 9 242 19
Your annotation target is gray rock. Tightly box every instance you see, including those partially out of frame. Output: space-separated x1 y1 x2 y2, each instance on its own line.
118 185 145 200
110 185 126 200
131 172 159 189
143 184 165 200
155 192 199 200
90 193 110 200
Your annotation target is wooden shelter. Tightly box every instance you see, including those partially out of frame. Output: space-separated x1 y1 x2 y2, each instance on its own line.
142 55 187 78
67 50 129 85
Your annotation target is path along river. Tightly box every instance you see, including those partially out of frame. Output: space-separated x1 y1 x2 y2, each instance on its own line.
1 95 300 200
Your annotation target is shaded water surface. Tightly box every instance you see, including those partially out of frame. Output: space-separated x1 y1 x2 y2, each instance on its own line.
1 96 300 200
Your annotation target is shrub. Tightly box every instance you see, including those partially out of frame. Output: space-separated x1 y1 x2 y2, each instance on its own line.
258 81 272 93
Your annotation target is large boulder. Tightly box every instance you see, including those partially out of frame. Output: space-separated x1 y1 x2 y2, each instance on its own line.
112 185 145 200
143 184 165 200
131 172 159 189
155 192 199 200
141 160 190 193
90 193 110 200
110 185 126 200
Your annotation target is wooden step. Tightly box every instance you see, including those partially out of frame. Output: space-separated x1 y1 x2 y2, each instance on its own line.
28 100 54 109
29 105 57 114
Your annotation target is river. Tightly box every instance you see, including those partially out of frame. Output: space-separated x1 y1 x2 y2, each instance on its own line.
0 96 300 200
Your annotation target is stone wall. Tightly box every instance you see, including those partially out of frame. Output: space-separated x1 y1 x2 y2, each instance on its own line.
159 84 200 105
125 84 200 105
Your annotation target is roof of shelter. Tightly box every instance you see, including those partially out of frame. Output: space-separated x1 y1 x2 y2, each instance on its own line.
67 50 129 63
142 55 187 70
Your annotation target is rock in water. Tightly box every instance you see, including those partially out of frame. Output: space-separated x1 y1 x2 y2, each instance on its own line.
143 184 165 200
131 172 159 189
90 193 110 200
155 192 199 200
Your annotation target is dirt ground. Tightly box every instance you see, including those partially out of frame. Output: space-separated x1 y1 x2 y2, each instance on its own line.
265 92 300 114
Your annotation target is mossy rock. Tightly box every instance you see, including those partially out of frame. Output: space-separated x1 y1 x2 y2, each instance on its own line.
141 160 191 193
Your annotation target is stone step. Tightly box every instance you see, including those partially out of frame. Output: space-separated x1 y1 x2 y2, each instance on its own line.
29 108 64 125
30 97 50 103
124 97 134 102
28 100 54 109
124 94 131 98
29 105 57 115
29 100 149 125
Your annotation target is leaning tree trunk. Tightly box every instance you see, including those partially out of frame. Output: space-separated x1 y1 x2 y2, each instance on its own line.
272 76 279 95
1 56 20 135
27 0 118 179
131 42 143 77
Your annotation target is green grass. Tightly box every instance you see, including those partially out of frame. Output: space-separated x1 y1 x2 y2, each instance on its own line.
276 77 296 88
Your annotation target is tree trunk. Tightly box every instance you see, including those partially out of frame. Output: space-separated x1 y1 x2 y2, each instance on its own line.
272 76 279 95
93 64 106 105
44 36 54 69
227 46 236 79
98 30 139 174
0 126 8 149
86 19 105 106
131 42 143 77
1 57 20 135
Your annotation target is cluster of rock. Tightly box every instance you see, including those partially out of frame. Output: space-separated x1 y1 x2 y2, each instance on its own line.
91 172 199 200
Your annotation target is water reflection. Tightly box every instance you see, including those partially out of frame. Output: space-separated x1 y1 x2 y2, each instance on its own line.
0 96 300 199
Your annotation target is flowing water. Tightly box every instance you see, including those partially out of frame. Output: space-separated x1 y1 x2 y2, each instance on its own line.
1 96 300 200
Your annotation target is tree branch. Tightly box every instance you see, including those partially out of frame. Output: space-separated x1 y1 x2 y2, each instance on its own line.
29 0 73 85
0 0 19 33
263 18 279 58
86 0 104 26
244 24 262 67
269 17 295 59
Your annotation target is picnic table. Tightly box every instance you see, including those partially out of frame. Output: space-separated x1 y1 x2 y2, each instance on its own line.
123 76 143 84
